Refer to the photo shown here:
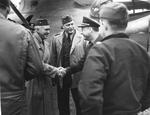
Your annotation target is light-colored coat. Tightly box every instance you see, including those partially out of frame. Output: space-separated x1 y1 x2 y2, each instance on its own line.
26 32 58 115
50 30 87 88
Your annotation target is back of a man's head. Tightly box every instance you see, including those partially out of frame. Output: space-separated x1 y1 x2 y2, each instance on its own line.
99 2 129 30
0 0 10 9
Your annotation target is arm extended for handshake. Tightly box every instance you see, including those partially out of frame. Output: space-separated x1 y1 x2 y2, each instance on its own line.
42 63 67 87
43 63 66 78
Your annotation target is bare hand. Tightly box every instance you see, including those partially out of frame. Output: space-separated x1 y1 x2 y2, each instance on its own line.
57 67 66 78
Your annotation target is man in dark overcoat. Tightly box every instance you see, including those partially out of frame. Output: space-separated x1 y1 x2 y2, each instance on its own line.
79 2 150 115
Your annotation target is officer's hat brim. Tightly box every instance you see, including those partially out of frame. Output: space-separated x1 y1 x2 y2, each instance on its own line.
78 23 90 28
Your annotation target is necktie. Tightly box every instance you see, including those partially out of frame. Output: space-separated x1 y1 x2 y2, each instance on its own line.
85 41 93 56
68 34 72 44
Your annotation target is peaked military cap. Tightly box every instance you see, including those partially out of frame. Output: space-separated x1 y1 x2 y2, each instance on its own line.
78 16 100 28
99 2 129 21
0 0 10 7
62 15 73 25
35 18 49 26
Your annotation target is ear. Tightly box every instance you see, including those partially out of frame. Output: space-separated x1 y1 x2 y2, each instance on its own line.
105 25 108 31
34 26 40 31
89 27 92 32
102 20 108 31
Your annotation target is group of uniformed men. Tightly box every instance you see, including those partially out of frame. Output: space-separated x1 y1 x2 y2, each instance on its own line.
1 0 150 115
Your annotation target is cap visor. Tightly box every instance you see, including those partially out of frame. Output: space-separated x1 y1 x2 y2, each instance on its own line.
78 23 90 28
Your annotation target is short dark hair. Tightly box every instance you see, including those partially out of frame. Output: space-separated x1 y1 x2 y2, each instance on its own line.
0 3 7 10
107 19 128 29
0 0 10 10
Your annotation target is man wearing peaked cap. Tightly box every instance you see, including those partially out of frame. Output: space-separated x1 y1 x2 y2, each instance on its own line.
63 16 102 85
79 2 150 115
78 16 100 28
78 16 101 42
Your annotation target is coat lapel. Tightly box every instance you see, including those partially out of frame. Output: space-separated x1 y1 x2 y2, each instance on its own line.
70 31 82 54
57 35 63 46
33 32 42 50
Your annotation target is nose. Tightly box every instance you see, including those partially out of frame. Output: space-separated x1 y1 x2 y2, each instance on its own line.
69 24 74 29
47 30 50 34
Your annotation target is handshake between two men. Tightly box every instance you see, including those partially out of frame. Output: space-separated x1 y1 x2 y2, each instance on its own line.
43 63 68 78
55 66 68 77
43 63 70 87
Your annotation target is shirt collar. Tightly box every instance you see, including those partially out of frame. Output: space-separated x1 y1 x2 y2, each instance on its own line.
90 34 103 45
64 29 76 41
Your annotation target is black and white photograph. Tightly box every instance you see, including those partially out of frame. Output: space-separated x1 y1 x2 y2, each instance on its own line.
1 0 150 115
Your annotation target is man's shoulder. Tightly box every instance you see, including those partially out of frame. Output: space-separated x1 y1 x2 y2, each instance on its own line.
2 19 30 37
95 41 102 45
75 30 83 37
6 19 26 30
54 32 63 38
44 40 49 45
92 41 104 51
54 33 61 36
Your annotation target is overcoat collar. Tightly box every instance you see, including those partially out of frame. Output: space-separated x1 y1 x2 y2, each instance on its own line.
101 33 129 42
34 32 43 44
33 32 45 52
57 30 82 54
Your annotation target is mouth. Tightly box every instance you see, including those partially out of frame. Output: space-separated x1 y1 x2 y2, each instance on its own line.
44 33 49 36
68 29 74 33
44 34 49 38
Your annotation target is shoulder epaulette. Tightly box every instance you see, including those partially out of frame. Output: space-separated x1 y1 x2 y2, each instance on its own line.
54 33 60 36
96 41 102 45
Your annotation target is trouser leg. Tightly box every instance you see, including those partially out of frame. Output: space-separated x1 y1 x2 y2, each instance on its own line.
57 85 70 115
71 88 81 115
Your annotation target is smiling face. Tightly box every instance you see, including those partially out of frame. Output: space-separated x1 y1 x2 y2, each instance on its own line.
63 21 75 34
35 25 50 39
